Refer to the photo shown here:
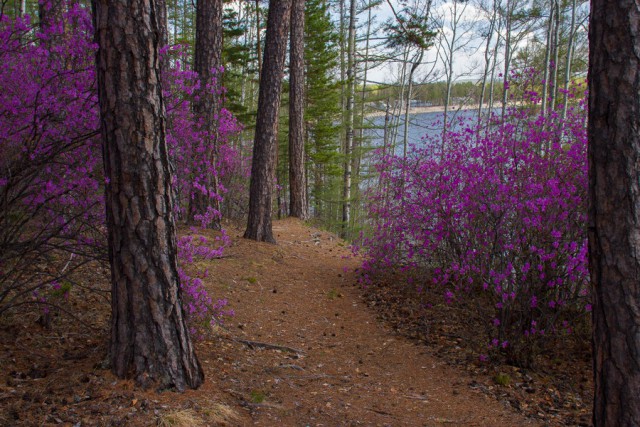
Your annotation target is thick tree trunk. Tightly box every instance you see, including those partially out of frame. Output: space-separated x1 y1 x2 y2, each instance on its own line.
244 0 292 243
588 0 640 424
93 0 203 390
288 0 307 220
190 0 223 230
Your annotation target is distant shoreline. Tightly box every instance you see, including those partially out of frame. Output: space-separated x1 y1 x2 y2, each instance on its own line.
365 103 504 118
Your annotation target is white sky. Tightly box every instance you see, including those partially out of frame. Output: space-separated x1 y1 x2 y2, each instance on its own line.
361 0 488 84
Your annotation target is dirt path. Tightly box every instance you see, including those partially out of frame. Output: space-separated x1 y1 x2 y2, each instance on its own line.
0 218 543 426
196 218 539 426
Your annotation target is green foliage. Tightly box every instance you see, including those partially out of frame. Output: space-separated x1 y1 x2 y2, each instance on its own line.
494 373 512 386
167 0 196 49
384 7 436 51
222 2 261 130
326 288 342 299
304 0 343 227
249 389 266 403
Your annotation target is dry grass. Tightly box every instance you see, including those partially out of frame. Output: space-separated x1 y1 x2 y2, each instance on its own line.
204 401 241 425
156 409 203 427
156 401 240 427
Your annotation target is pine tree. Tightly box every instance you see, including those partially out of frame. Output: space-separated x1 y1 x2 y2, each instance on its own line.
304 0 342 225
288 0 307 219
93 0 203 390
244 0 292 243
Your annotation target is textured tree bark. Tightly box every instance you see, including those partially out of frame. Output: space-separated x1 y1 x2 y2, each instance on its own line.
157 0 168 50
93 0 204 391
588 0 640 424
190 0 223 230
288 0 307 220
244 0 292 243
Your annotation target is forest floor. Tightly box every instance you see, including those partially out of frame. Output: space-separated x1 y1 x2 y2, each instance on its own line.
0 218 592 426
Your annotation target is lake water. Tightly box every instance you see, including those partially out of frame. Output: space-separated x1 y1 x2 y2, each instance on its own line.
362 109 481 155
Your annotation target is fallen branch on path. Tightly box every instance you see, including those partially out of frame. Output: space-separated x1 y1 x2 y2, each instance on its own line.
233 338 304 355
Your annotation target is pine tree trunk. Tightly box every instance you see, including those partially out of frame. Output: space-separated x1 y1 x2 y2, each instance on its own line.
191 0 223 229
93 0 204 391
244 0 292 243
288 0 307 220
589 0 640 423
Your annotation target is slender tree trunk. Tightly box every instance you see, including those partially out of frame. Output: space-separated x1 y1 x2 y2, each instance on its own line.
391 48 409 153
288 0 307 219
443 49 454 135
93 0 203 391
442 1 458 135
541 2 554 117
172 1 177 43
404 50 423 162
478 0 497 124
488 27 501 113
244 0 292 243
561 0 576 121
359 1 374 140
549 0 560 112
379 97 391 189
501 0 513 120
589 0 640 424
352 0 375 213
190 0 223 229
255 0 262 79
341 0 356 238
339 0 346 113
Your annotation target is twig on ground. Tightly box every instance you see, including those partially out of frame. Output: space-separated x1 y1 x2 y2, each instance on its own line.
231 337 304 355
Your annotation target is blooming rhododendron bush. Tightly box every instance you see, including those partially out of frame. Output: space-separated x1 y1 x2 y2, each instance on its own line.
360 98 589 367
0 5 103 322
0 3 242 334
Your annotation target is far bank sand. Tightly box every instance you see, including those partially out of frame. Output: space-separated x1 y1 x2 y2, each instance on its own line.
365 103 505 118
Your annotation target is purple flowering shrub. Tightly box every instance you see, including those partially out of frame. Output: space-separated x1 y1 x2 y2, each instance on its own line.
0 5 104 320
177 231 234 338
0 3 242 334
360 94 588 366
163 50 244 226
